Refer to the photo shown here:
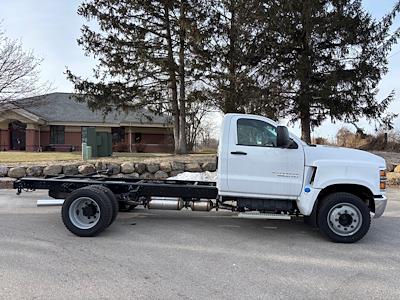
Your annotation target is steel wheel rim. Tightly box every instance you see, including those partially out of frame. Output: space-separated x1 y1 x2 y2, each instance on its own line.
327 202 362 236
69 197 100 229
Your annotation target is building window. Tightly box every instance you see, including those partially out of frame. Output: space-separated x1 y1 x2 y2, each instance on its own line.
112 127 125 144
50 125 65 144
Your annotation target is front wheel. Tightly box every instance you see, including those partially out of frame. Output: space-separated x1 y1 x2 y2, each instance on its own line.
317 192 371 243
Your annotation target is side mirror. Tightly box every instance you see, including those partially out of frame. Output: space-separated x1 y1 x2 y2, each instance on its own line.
276 126 290 148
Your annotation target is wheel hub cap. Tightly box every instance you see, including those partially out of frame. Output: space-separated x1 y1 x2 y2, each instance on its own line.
327 203 362 236
82 204 97 218
69 197 100 229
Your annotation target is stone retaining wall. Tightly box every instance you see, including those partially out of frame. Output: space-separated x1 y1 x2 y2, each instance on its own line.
2 159 399 189
386 163 400 185
0 160 217 189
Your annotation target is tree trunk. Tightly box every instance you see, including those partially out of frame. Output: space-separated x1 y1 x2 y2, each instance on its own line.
177 0 187 154
300 108 312 143
299 0 312 144
164 5 180 153
225 0 238 114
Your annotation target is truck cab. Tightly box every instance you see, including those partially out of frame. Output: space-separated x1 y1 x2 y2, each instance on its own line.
217 113 388 242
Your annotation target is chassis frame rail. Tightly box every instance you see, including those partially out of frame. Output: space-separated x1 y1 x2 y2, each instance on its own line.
14 175 218 200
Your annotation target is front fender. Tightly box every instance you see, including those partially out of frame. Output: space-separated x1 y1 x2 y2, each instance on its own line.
311 160 380 195
297 160 380 217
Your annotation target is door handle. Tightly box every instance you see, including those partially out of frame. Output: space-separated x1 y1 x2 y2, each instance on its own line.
231 151 247 155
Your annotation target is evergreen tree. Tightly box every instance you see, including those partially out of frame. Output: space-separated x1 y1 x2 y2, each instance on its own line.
193 0 280 117
67 0 206 153
258 0 400 143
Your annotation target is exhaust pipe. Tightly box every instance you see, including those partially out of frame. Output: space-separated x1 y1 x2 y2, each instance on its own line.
191 200 213 211
147 197 213 212
37 199 65 207
148 197 185 210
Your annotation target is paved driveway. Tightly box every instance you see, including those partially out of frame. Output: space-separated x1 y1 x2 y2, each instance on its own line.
0 188 399 299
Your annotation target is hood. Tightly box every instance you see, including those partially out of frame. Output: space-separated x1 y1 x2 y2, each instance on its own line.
304 145 386 168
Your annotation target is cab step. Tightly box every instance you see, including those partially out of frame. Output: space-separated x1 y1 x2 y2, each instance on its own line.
237 211 291 220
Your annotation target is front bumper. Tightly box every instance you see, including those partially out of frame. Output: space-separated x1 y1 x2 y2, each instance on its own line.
373 195 387 218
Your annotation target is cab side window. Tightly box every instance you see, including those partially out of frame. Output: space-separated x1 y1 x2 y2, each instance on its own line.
237 118 277 147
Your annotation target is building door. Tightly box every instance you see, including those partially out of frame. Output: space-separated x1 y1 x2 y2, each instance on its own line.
8 121 26 151
9 121 26 150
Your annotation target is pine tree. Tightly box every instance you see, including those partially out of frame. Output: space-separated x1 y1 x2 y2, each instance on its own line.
192 0 279 117
66 0 206 154
258 0 400 143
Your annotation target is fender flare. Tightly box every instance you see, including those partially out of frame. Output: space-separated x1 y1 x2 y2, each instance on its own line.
303 183 374 227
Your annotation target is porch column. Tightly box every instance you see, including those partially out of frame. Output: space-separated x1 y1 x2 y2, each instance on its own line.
26 123 39 151
0 121 10 151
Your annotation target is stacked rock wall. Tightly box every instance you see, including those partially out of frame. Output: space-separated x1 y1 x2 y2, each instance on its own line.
0 160 217 189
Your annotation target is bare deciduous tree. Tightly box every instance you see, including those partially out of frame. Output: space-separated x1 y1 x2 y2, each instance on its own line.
0 26 50 106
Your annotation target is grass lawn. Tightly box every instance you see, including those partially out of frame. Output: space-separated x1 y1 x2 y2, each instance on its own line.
0 151 216 166
0 151 82 163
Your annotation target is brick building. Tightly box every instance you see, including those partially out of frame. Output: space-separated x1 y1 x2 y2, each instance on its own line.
0 93 174 153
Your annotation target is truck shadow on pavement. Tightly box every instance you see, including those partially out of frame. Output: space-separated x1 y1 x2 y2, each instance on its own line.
105 207 399 246
109 209 327 242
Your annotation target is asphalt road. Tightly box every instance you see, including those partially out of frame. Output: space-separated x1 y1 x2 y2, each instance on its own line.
0 189 399 300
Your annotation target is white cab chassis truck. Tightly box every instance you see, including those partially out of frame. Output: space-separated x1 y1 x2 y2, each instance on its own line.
14 114 388 243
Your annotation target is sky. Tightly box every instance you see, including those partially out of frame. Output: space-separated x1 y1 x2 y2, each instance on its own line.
0 0 400 140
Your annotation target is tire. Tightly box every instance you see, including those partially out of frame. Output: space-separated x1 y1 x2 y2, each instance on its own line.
317 192 371 243
61 187 113 237
85 185 118 226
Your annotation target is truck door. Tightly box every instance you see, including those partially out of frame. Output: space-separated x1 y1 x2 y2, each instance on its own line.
227 116 304 198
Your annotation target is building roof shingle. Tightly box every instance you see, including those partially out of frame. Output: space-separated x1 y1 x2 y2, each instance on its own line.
15 92 171 126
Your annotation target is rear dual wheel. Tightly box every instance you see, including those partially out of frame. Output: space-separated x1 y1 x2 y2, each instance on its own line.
61 186 118 237
87 185 118 225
